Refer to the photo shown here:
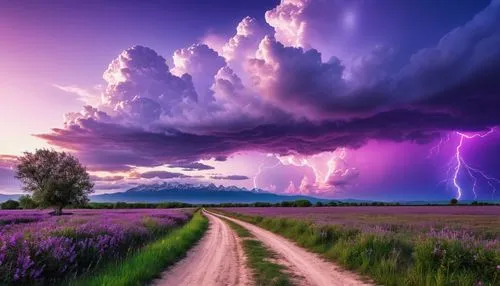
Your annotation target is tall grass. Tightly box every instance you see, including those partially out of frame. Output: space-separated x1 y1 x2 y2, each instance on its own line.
217 210 499 286
69 211 208 286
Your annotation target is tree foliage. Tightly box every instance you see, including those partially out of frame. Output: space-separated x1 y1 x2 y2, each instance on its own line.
1 199 20 210
15 149 94 215
18 195 38 209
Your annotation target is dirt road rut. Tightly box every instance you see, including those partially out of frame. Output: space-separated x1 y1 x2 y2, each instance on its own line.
154 210 251 286
209 210 372 286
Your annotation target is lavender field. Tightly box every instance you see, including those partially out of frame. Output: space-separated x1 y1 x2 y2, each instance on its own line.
222 206 500 238
220 206 500 285
222 206 500 250
0 209 192 285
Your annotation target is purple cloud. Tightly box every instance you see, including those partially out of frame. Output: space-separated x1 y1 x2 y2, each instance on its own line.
94 183 135 191
90 175 125 182
209 175 250 181
140 171 190 179
0 155 18 169
172 44 226 101
35 0 500 174
169 162 215 171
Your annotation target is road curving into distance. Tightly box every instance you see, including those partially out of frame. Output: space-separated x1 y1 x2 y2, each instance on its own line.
157 209 371 286
154 210 251 286
208 209 372 286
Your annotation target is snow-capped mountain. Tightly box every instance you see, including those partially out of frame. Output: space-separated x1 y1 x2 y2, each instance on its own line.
91 182 326 204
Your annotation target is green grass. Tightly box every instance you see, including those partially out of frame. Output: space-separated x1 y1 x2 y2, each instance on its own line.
222 217 293 286
69 211 208 286
216 210 500 286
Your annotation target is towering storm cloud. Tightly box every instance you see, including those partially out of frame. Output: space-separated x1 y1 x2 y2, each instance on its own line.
37 0 500 195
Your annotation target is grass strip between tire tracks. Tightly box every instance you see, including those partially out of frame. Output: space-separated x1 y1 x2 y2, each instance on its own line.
216 212 294 286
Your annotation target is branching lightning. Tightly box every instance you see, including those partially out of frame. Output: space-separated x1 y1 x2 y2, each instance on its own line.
427 133 451 158
279 148 348 188
440 129 500 200
252 148 352 193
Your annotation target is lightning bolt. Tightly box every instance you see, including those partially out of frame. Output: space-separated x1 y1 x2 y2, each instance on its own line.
278 148 348 188
445 129 499 200
253 148 355 194
427 133 451 158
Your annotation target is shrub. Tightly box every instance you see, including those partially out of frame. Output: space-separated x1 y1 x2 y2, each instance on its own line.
1 199 20 210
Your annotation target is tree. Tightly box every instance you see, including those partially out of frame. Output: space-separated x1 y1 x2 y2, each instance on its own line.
294 199 312 207
15 149 94 215
450 198 458 206
19 195 38 209
1 199 20 210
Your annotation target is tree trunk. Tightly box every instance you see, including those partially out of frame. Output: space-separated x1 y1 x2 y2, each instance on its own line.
54 206 63 216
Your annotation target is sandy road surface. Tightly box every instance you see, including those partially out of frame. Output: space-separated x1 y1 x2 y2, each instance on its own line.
154 210 251 286
209 210 372 286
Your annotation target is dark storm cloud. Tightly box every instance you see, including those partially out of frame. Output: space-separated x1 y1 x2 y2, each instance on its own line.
36 0 500 172
38 108 466 166
168 162 215 171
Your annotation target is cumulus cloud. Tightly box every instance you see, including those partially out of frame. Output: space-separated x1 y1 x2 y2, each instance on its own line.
223 17 269 63
247 36 348 118
327 168 360 187
36 0 500 178
264 0 358 57
101 45 197 124
284 176 315 195
265 0 311 49
172 44 226 101
209 175 250 181
277 149 360 194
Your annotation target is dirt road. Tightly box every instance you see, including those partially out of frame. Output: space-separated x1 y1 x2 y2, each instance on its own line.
209 210 372 286
154 210 251 286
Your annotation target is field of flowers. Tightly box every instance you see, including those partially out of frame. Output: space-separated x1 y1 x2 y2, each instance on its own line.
221 206 500 239
219 206 500 285
0 209 192 285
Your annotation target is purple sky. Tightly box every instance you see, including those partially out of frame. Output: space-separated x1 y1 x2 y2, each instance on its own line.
1 0 500 201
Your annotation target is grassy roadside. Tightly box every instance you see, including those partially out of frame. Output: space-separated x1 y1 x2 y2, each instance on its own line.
69 211 208 286
219 215 293 286
216 210 500 286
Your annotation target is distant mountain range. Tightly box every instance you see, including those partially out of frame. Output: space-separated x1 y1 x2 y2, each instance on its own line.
1 183 498 204
0 193 20 202
90 182 329 204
